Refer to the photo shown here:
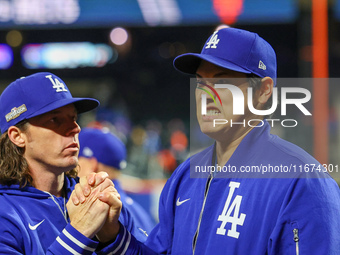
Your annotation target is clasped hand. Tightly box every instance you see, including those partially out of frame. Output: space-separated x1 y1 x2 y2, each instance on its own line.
66 172 122 243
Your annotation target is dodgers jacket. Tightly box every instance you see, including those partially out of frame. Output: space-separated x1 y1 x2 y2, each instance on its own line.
113 180 156 234
0 176 147 254
110 121 340 254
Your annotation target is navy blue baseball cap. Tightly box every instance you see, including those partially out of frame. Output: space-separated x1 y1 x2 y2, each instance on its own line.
0 72 99 133
78 128 127 170
173 27 277 83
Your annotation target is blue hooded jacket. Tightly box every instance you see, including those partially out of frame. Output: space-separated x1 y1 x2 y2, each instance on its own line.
0 176 147 254
109 121 340 254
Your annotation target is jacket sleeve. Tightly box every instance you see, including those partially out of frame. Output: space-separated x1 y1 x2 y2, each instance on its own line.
96 165 183 255
47 221 150 255
46 224 99 254
47 204 154 254
95 185 172 254
95 223 158 255
268 176 340 255
0 219 99 255
117 204 148 243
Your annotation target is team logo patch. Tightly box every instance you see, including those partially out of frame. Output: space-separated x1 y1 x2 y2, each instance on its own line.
5 104 27 122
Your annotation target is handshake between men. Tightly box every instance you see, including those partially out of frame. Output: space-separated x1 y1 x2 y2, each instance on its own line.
67 172 122 243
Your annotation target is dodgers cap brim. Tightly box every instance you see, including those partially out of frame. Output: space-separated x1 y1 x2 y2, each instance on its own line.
28 98 99 120
173 53 252 75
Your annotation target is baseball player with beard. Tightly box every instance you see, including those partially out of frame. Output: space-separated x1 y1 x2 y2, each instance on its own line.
73 28 340 254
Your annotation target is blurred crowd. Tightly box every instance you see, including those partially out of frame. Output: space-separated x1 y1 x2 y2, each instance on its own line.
80 108 189 181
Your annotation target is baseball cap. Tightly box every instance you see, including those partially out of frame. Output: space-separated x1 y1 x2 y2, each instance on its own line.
173 27 277 82
0 72 99 133
78 128 127 170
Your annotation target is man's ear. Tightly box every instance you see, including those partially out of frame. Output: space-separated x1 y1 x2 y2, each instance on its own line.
258 77 274 104
8 126 26 148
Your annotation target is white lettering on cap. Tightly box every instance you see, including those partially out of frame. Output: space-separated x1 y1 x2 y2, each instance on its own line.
205 31 220 49
45 75 68 92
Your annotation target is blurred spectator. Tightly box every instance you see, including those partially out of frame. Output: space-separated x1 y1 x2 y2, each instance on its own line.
125 125 150 178
78 127 156 234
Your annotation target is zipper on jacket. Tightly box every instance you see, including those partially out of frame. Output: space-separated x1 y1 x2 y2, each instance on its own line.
45 192 68 223
192 174 213 255
293 228 299 255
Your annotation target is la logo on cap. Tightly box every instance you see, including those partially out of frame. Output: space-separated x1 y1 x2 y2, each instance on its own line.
45 75 68 92
205 31 220 49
